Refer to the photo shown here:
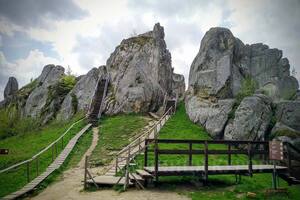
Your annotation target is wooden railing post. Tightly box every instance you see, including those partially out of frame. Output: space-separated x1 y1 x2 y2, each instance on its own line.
52 145 54 161
115 156 118 174
189 143 192 166
124 146 131 191
84 156 88 190
55 143 58 157
144 140 148 167
204 141 208 185
248 143 253 177
61 136 64 150
26 161 30 183
36 156 39 176
154 139 159 182
228 144 231 165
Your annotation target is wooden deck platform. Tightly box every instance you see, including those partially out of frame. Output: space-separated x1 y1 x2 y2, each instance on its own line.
144 165 287 176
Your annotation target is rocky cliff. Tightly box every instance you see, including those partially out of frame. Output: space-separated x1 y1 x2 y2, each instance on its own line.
104 23 176 114
186 27 299 143
1 23 185 124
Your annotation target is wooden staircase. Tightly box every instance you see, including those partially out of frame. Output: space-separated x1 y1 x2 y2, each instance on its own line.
87 74 109 126
279 143 300 185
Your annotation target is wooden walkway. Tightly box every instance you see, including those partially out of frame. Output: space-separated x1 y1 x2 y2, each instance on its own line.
3 123 92 200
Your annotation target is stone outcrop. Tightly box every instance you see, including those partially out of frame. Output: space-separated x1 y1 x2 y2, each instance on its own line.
186 27 299 141
224 94 272 141
0 77 18 108
4 77 18 99
1 23 184 123
57 67 103 120
104 23 174 114
171 73 185 99
24 65 65 123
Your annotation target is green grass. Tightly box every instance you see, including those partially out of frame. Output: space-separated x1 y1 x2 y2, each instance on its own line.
90 114 148 167
0 114 87 198
135 102 300 200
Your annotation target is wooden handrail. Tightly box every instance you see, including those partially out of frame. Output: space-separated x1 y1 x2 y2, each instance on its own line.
145 139 269 145
0 117 85 174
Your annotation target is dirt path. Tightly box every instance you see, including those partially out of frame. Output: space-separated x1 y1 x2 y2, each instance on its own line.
29 127 189 200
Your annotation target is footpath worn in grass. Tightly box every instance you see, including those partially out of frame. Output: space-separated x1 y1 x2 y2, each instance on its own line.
136 103 300 200
90 114 148 166
0 115 87 198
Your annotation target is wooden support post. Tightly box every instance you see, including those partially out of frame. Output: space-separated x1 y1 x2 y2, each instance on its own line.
188 143 192 166
154 139 159 182
115 156 118 174
84 156 88 190
204 141 208 185
138 137 141 153
228 144 231 165
144 140 148 167
286 143 292 173
248 143 253 177
124 146 131 191
27 161 30 183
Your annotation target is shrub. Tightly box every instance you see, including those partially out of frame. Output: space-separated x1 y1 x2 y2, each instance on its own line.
228 77 258 120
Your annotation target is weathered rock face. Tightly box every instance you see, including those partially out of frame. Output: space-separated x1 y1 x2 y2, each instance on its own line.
274 101 300 132
172 73 185 99
186 27 299 140
24 65 65 123
57 67 102 120
0 77 19 108
105 23 173 114
185 93 234 138
224 94 272 141
4 77 18 99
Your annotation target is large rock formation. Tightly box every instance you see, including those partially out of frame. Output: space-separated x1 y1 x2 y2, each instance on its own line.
104 23 174 114
4 77 18 99
24 65 65 123
1 23 184 124
0 77 18 108
57 67 104 120
186 27 299 141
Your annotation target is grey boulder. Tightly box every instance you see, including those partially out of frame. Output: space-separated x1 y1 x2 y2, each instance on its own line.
24 65 65 122
224 94 272 141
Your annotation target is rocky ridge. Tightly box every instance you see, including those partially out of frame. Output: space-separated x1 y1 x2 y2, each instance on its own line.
0 23 185 124
186 27 300 145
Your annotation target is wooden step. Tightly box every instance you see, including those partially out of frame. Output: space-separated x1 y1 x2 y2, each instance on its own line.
129 173 144 182
87 175 133 186
136 169 154 178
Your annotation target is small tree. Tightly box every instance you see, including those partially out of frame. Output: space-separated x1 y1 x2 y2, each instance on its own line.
292 67 297 77
66 65 73 76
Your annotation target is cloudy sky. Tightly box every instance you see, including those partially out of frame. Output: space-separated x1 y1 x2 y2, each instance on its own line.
0 0 300 100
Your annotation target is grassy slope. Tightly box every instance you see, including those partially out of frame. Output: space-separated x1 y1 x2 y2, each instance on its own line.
0 115 87 197
90 114 148 167
136 103 300 200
